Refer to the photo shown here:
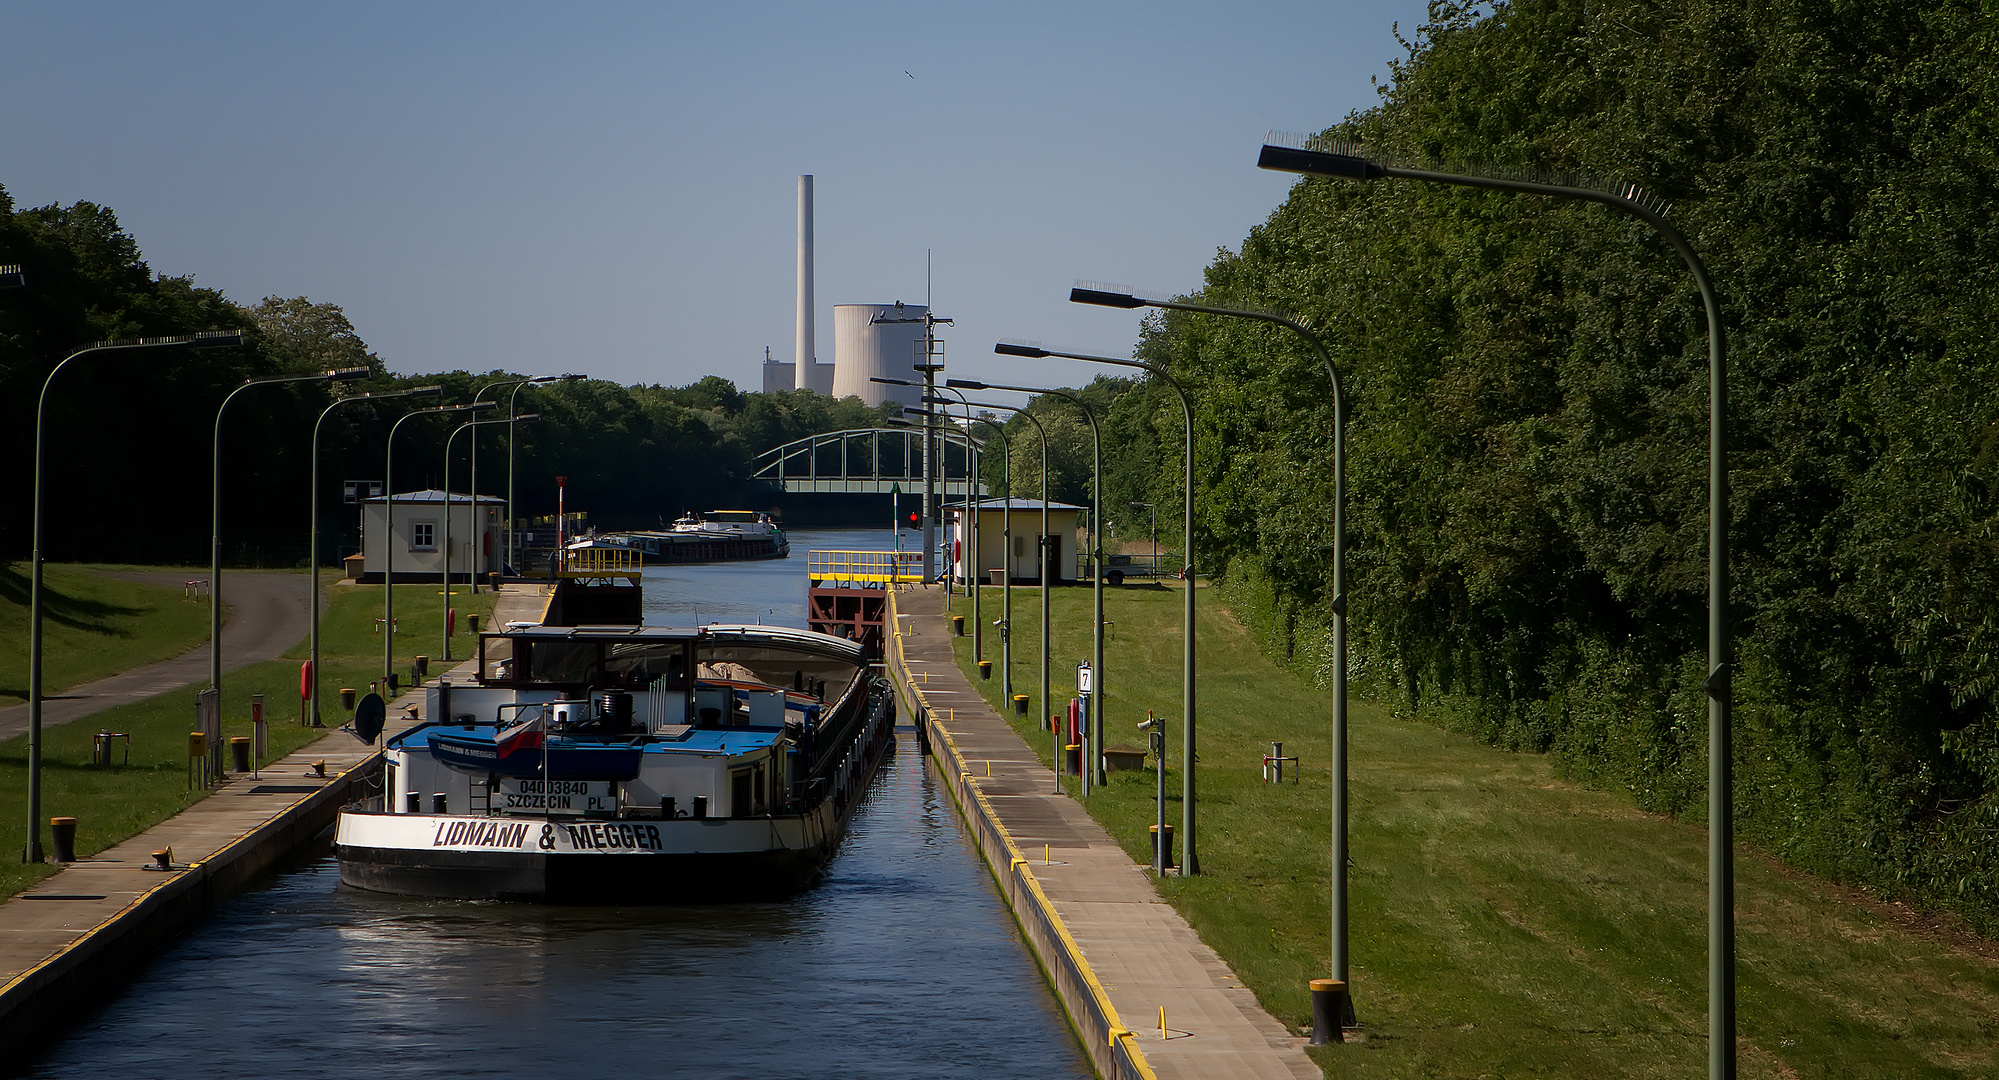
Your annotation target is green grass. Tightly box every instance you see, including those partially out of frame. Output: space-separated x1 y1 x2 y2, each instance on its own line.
948 583 1999 1080
0 562 212 704
0 572 495 899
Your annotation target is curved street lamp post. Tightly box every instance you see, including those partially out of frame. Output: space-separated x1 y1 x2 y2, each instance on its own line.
308 385 443 724
1066 285 1352 1021
998 340 1201 874
27 331 244 863
383 402 496 693
1257 134 1731 1069
443 413 539 661
505 375 584 579
212 367 372 706
956 372 1107 791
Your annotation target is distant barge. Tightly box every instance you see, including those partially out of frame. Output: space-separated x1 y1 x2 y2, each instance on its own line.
567 510 789 565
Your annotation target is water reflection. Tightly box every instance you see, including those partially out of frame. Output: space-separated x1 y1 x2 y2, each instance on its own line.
23 528 1085 1079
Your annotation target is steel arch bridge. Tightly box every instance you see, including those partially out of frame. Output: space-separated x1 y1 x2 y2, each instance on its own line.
752 427 989 496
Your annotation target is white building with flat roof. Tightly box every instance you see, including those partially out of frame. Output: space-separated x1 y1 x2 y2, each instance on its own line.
358 489 504 584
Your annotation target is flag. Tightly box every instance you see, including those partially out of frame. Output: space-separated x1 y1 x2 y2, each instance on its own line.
494 708 546 760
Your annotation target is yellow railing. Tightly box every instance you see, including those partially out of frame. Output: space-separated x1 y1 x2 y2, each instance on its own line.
558 546 643 580
807 549 922 586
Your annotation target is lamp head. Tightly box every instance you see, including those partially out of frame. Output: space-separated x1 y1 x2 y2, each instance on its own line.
468 400 499 412
408 385 446 398
994 342 1049 358
0 264 24 290
1257 133 1387 180
327 366 372 381
1068 284 1145 309
945 378 989 391
191 331 245 349
513 413 542 424
870 376 914 387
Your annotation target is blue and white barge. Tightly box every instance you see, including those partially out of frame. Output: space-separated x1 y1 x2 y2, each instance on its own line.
333 622 893 902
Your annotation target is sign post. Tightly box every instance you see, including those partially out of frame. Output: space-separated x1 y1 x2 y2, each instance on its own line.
1076 660 1094 796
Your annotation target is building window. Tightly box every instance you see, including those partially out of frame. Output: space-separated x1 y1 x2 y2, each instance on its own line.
411 520 436 551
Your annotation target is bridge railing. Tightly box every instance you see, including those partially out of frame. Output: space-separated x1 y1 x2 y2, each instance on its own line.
807 549 922 587
559 545 643 579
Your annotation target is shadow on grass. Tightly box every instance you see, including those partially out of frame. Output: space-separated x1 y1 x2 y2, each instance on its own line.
0 562 147 635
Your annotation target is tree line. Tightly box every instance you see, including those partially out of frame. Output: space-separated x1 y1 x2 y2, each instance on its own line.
0 189 898 566
1079 0 1999 934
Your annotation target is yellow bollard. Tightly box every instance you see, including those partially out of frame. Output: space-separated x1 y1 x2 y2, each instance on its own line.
1160 1007 1167 1039
1044 844 1049 865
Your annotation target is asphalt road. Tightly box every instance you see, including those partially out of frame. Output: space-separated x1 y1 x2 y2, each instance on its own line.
0 570 313 742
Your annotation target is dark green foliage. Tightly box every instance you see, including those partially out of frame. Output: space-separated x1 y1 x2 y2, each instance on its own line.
0 190 909 563
1144 0 1999 932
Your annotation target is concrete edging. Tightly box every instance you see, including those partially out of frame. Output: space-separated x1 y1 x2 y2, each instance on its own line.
887 588 1156 1080
0 752 380 1052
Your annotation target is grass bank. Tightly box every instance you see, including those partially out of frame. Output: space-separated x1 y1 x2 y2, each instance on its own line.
947 582 1999 1080
0 573 495 898
0 563 211 704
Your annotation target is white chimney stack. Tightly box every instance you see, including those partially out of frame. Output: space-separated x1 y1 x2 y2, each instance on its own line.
795 175 814 391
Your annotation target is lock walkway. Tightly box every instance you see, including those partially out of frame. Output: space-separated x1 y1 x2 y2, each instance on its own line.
0 583 546 1055
888 585 1319 1080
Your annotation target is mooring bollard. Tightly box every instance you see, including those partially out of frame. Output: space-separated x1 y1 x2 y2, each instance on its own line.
1013 694 1029 717
49 817 77 863
978 660 992 681
406 792 422 813
692 795 709 820
339 687 357 711
311 760 327 778
432 792 448 813
1308 978 1348 1044
951 615 965 636
230 736 251 773
661 796 676 819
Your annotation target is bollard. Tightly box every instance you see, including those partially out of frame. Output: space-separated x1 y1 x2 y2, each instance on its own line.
152 847 173 870
1149 823 1176 870
414 655 429 682
661 796 676 819
692 795 708 820
951 615 965 636
340 687 358 711
311 760 327 778
49 817 77 863
230 736 251 773
1013 694 1029 717
405 792 422 813
1065 744 1082 776
1308 978 1348 1044
94 731 113 766
467 612 482 634
432 792 448 813
978 660 992 681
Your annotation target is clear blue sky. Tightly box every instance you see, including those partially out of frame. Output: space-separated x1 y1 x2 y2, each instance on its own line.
1 1 1434 399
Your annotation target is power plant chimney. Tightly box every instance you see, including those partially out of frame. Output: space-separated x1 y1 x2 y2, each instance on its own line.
796 174 814 391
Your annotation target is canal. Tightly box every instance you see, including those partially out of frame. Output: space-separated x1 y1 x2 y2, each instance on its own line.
21 527 1090 1079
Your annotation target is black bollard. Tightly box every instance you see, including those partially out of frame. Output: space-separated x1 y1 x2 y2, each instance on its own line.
50 817 77 863
978 660 992 681
1149 823 1175 870
692 795 708 820
432 792 448 813
405 792 421 813
230 736 251 773
1308 978 1348 1044
952 615 965 636
661 796 676 819
1013 694 1029 717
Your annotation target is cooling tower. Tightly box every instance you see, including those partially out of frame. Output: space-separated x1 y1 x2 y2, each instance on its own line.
830 303 928 407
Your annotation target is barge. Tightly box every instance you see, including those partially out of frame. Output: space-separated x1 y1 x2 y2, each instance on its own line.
334 621 893 902
568 510 789 565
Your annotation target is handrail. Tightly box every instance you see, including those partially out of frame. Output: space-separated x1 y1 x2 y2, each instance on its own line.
807 549 922 586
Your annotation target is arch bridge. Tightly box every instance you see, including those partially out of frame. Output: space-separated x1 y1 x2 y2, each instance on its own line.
753 427 988 496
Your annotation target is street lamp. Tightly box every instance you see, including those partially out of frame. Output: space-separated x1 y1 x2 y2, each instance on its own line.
1068 283 1352 1020
211 367 373 703
929 394 1057 784
308 385 443 724
1258 131 1731 1069
505 375 584 579
27 331 243 863
443 413 539 660
998 340 1201 874
384 402 496 689
958 371 1108 791
0 264 25 290
910 404 1010 676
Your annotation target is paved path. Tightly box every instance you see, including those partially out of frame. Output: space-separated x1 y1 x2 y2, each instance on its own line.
894 585 1319 1080
0 570 314 742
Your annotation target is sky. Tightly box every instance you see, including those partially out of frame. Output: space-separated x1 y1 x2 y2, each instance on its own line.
1 1 1436 402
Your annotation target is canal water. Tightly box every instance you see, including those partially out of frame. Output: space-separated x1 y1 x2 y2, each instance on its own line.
21 528 1089 1079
